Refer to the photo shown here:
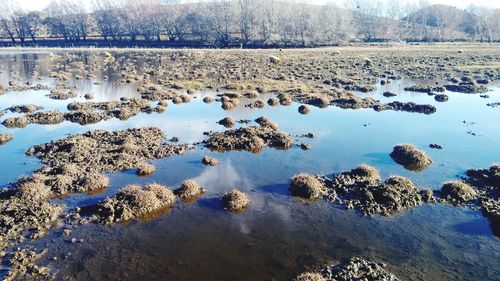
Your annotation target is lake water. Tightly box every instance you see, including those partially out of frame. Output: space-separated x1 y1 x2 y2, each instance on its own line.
0 51 499 280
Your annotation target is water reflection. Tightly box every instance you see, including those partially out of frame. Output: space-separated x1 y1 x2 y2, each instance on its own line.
0 51 498 281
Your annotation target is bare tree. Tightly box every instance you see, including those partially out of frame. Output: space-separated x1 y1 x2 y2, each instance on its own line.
93 0 123 40
0 0 18 42
206 0 235 46
237 0 257 45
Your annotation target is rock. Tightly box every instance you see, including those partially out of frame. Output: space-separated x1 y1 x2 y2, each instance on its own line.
267 98 280 106
383 91 397 97
434 94 448 102
202 156 219 166
441 181 478 204
218 117 236 128
203 96 214 103
0 133 13 145
300 143 311 150
221 189 249 212
268 55 281 64
390 144 432 171
298 105 310 114
429 144 443 149
255 116 278 130
84 93 95 100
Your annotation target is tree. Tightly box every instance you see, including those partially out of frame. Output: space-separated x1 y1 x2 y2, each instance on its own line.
237 0 257 45
93 0 123 40
206 0 235 46
0 0 18 42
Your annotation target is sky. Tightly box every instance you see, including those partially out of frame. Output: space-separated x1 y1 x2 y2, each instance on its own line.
9 0 500 11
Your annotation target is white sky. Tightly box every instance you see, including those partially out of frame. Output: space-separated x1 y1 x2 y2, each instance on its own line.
10 0 500 11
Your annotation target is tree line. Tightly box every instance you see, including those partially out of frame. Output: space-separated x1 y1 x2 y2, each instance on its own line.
0 0 499 47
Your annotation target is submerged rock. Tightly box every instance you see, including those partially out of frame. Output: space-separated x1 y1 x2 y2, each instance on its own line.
221 189 249 212
390 144 432 171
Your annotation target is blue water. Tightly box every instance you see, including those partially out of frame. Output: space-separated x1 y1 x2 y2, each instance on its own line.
0 51 499 280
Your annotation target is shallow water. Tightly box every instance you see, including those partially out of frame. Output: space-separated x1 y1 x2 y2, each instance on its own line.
0 51 499 280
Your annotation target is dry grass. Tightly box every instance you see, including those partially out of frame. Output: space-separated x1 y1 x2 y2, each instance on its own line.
136 163 156 176
290 173 325 199
221 189 249 212
441 181 478 204
174 179 204 200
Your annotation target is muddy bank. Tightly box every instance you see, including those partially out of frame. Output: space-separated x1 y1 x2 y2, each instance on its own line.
295 257 400 281
290 165 433 216
0 127 189 258
203 117 293 153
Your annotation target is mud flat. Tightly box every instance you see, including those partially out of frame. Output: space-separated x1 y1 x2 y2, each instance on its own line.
0 127 188 261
